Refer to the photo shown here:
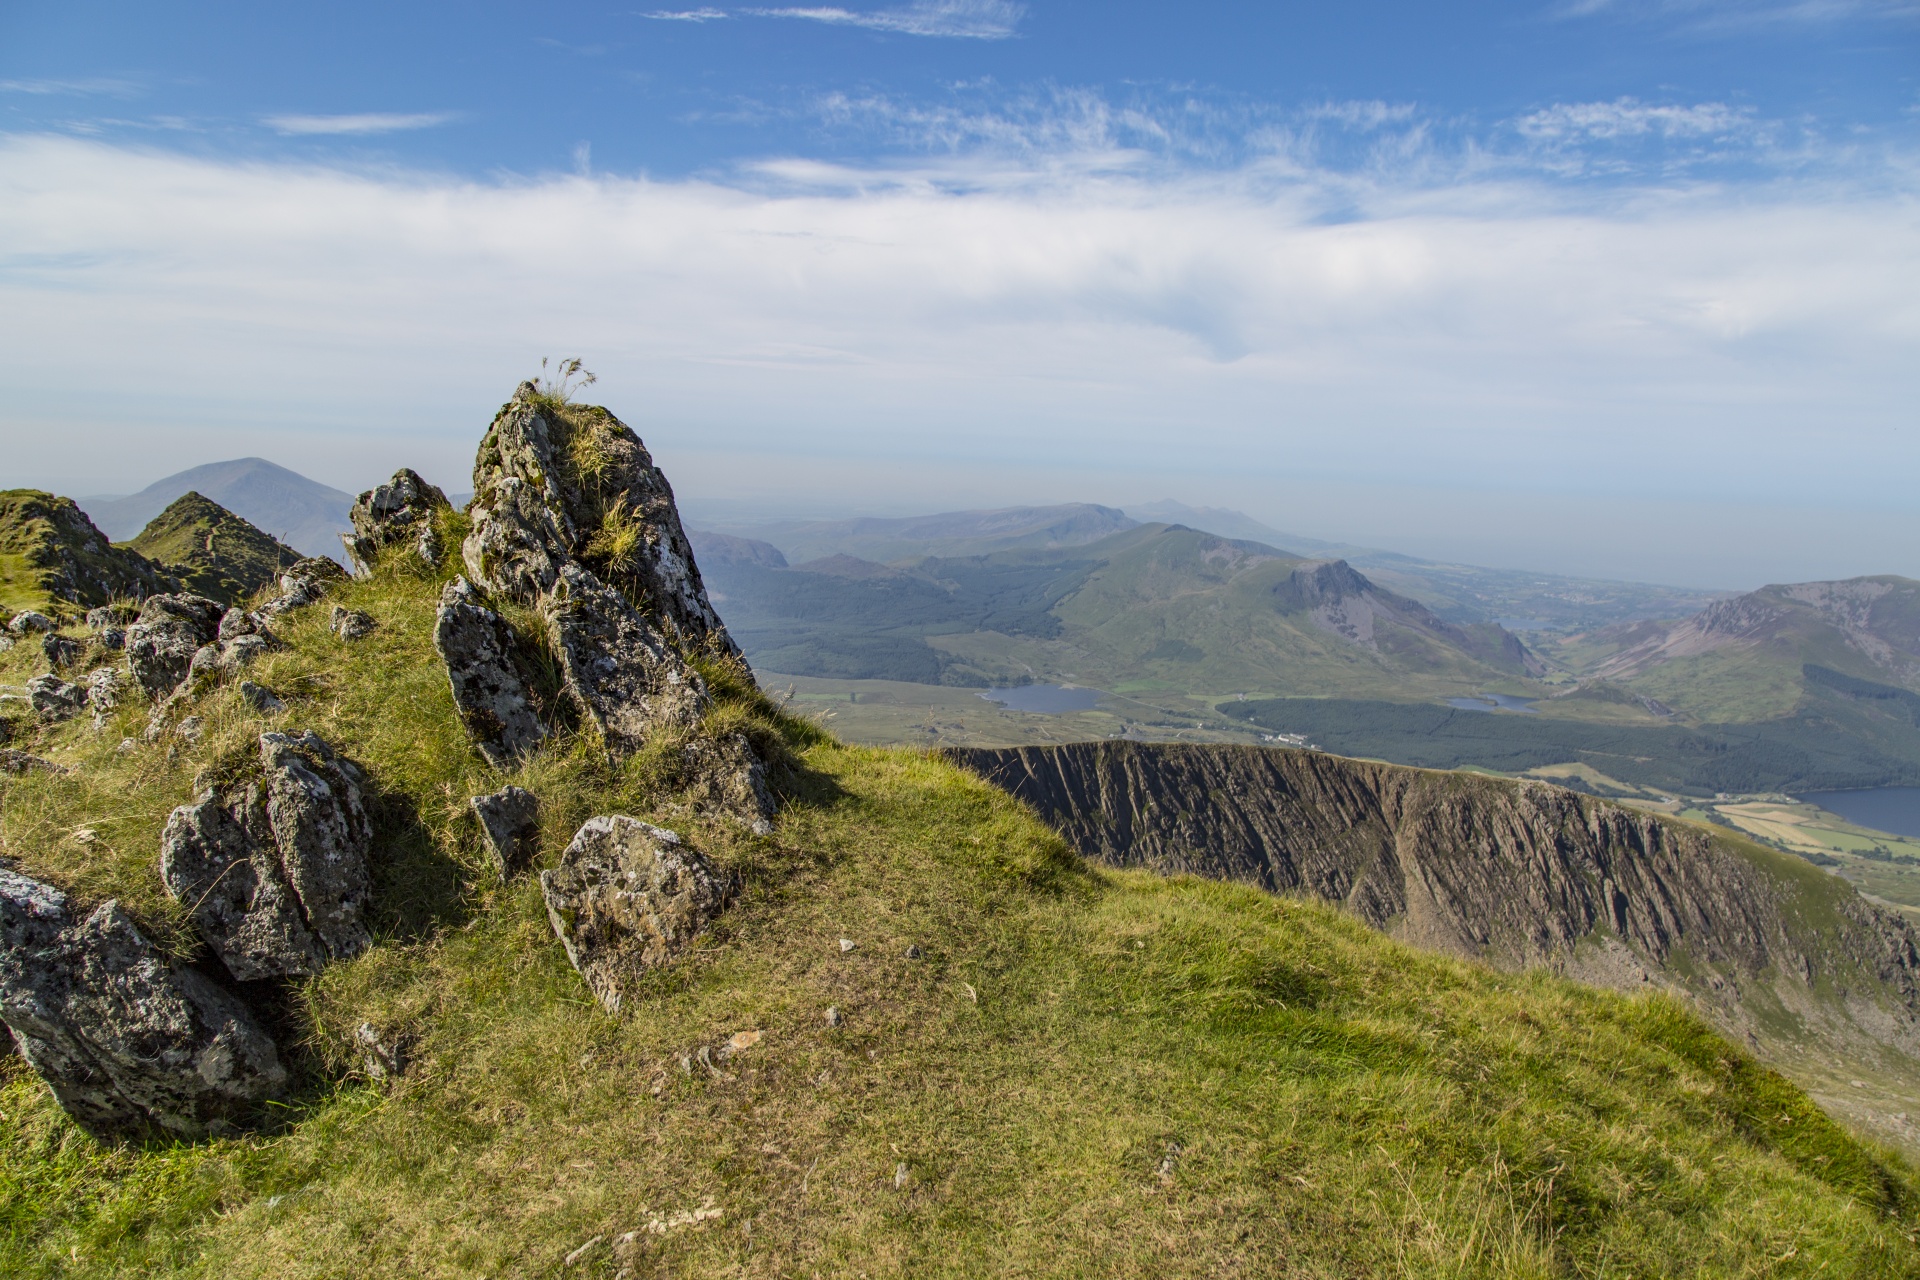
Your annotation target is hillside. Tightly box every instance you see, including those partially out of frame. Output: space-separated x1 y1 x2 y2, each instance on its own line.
950 741 1920 1153
719 503 1138 565
80 458 355 562
699 522 1544 697
123 492 302 606
3 386 1916 1275
0 491 170 616
1544 575 1920 723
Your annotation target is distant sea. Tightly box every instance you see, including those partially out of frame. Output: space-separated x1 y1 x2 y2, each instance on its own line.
1797 787 1920 840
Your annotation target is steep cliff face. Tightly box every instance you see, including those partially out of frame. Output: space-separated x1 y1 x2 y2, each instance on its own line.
948 742 1920 1064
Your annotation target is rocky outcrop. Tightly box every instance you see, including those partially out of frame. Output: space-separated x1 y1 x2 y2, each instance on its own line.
0 749 64 775
329 606 375 641
540 816 727 1013
344 469 449 574
463 384 735 655
26 674 87 721
471 785 540 878
433 579 547 770
42 633 83 670
0 490 171 611
124 594 224 701
160 731 374 980
951 742 1920 1055
541 563 706 753
256 558 346 620
0 868 287 1139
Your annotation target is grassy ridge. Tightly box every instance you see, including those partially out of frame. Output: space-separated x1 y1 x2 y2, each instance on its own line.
2 552 1918 1276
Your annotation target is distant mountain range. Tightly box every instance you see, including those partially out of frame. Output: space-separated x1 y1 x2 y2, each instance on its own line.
80 458 354 562
710 500 1727 634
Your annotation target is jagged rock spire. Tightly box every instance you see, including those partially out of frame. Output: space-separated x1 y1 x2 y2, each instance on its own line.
462 383 736 657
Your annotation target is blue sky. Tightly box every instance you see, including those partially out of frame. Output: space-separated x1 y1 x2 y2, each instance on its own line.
1 1 1916 586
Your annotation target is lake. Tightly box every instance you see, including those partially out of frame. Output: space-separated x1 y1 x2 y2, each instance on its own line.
1797 787 1920 840
1444 694 1540 715
979 685 1104 714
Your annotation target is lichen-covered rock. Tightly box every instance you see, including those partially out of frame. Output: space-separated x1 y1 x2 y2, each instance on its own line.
682 732 777 833
41 633 83 670
256 562 341 619
540 816 726 1013
0 749 64 776
95 627 125 652
161 786 323 980
330 606 375 641
462 385 736 656
10 611 55 635
433 578 546 769
237 681 286 714
27 674 86 721
124 593 223 701
541 563 706 754
160 730 374 980
85 666 123 729
471 784 540 879
0 868 287 1139
345 469 450 574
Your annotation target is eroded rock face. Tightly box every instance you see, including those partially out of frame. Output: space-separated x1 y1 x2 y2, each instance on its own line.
124 594 224 701
471 784 540 879
433 578 546 770
345 468 449 574
160 731 374 979
540 816 726 1013
0 868 287 1139
463 384 736 656
541 563 706 753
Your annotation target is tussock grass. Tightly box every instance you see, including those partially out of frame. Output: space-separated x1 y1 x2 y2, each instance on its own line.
1 549 1918 1277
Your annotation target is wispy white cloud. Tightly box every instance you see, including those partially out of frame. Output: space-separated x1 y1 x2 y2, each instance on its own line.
263 111 460 136
641 7 730 19
745 0 1024 38
1518 98 1755 142
0 77 140 97
1549 0 1920 26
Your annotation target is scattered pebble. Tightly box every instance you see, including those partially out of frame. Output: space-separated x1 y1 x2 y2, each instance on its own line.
905 944 922 959
825 1006 842 1028
839 938 856 953
893 1162 910 1190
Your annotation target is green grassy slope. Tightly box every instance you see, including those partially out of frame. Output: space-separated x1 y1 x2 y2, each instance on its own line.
123 491 302 606
0 491 169 617
3 546 1919 1275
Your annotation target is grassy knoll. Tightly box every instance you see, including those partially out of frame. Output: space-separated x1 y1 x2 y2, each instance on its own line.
2 552 1918 1276
123 492 301 606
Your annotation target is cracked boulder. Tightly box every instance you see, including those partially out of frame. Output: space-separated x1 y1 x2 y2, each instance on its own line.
682 732 776 833
540 816 727 1013
0 868 287 1139
541 563 706 754
471 784 540 879
344 468 450 573
463 383 736 655
159 730 374 980
124 594 224 701
42 633 84 670
433 577 546 769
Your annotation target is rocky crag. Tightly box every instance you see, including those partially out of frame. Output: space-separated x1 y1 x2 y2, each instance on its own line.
0 491 170 616
951 740 1920 1143
0 384 777 1138
125 492 303 607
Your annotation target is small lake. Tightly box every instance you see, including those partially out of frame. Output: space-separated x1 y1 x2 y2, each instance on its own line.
1445 694 1540 715
979 685 1104 714
1796 787 1920 840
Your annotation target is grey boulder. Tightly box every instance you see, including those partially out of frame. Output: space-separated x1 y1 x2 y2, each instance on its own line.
330 606 375 641
541 563 706 755
0 749 64 776
159 730 374 980
124 594 223 701
540 816 727 1013
433 577 547 770
27 674 87 721
345 468 449 574
9 611 55 635
471 785 540 879
0 868 287 1139
42 633 84 670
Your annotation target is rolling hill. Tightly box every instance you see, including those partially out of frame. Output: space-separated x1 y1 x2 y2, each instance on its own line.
695 523 1545 699
80 458 354 562
123 491 303 606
